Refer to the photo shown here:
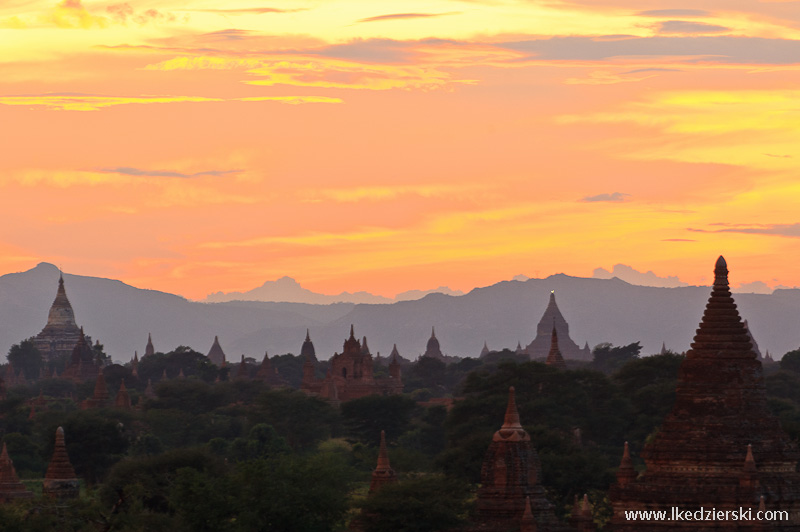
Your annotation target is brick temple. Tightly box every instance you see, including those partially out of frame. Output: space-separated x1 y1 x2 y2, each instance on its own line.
465 386 575 531
302 326 403 403
609 256 800 530
32 273 93 364
525 292 590 362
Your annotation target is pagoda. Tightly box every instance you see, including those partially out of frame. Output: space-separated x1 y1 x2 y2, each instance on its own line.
114 379 132 410
43 427 79 499
609 256 800 530
545 325 566 369
302 326 403 403
144 333 155 357
422 327 446 361
525 292 590 361
60 328 100 382
255 352 288 387
81 369 110 409
33 272 92 363
370 430 397 493
207 336 226 366
300 329 317 362
465 387 574 531
0 443 33 502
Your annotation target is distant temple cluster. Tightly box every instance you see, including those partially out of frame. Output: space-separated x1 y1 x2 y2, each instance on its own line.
301 325 403 403
3 258 798 530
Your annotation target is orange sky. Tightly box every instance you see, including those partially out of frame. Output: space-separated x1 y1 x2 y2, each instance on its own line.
2 0 800 299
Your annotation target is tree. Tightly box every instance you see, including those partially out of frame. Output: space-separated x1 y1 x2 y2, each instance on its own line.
7 339 43 381
591 342 642 374
61 410 131 484
780 349 800 373
171 453 357 532
358 474 471 532
341 394 417 444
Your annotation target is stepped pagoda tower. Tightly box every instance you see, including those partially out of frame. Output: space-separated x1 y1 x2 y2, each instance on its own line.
525 292 590 361
301 329 317 362
423 327 446 361
43 427 79 499
207 336 226 366
610 256 800 530
480 342 491 358
81 369 110 409
0 443 33 502
61 328 99 382
465 387 574 532
144 333 155 358
255 352 288 387
370 430 397 493
114 380 132 409
33 273 92 363
545 325 566 369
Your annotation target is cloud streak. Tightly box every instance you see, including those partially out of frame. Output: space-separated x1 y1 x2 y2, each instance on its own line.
657 20 729 34
689 223 800 237
581 192 630 202
95 167 241 178
357 12 458 23
0 94 219 111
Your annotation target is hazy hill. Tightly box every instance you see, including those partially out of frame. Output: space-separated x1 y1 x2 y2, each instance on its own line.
0 263 797 364
203 276 464 304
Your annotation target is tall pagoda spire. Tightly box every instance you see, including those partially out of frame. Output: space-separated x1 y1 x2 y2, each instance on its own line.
369 430 397 493
545 324 566 369
46 272 77 330
610 256 800 530
145 333 155 357
0 443 33 501
301 329 317 362
207 335 226 366
526 290 590 362
43 427 79 499
470 386 565 531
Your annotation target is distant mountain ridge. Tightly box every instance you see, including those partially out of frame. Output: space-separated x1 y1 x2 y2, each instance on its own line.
202 276 464 304
0 262 798 365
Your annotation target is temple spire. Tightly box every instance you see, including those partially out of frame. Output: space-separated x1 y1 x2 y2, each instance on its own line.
616 441 636 486
502 386 522 430
43 426 79 499
545 324 566 369
369 430 397 493
519 496 536 532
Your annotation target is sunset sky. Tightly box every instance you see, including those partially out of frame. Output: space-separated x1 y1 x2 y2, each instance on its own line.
2 0 799 299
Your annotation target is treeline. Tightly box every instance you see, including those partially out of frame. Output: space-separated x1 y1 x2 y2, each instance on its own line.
0 343 799 531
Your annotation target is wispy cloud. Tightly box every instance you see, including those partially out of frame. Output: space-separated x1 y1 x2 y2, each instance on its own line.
237 96 343 105
357 12 458 23
304 183 489 203
186 8 304 15
95 167 241 178
689 223 800 237
201 227 402 249
502 36 800 64
0 93 342 111
657 20 729 34
0 93 219 111
638 9 711 17
620 68 682 75
581 192 630 202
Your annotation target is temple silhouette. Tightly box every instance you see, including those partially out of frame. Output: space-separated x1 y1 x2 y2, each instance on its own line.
525 292 591 361
610 256 800 530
